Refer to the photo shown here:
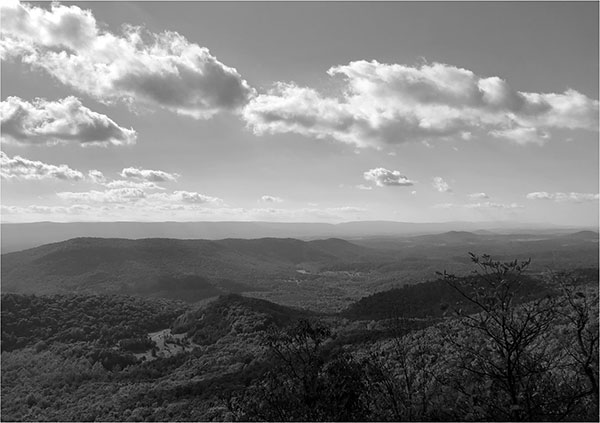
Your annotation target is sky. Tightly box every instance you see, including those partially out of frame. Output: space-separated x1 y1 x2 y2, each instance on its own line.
1 0 598 226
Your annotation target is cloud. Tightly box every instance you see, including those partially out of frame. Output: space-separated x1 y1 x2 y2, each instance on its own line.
260 195 283 203
57 186 222 206
526 192 599 203
432 176 451 192
435 201 523 209
120 167 179 182
526 192 553 200
87 169 106 184
489 127 550 146
1 202 366 223
151 191 223 204
0 151 84 181
1 1 254 118
0 96 137 146
240 206 366 220
243 60 598 148
356 184 373 190
1 204 93 216
103 180 165 190
464 202 523 209
468 192 489 199
57 188 147 203
363 168 414 187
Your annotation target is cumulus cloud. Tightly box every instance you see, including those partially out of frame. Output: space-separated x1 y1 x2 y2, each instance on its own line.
243 60 598 148
0 151 84 181
57 187 222 206
57 187 147 203
87 169 106 184
356 184 373 190
103 180 165 190
120 167 179 182
363 168 414 187
468 192 489 199
260 195 283 203
432 176 451 192
0 96 137 146
1 1 254 118
526 192 599 203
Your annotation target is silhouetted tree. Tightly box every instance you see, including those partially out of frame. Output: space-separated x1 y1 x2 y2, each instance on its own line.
439 253 597 421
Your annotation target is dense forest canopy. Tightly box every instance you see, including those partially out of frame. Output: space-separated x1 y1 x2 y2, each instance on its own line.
1 250 598 421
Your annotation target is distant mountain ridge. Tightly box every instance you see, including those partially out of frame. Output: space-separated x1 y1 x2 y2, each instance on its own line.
1 236 380 298
2 220 592 253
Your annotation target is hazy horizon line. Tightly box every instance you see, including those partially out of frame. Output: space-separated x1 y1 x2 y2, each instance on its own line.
1 219 597 229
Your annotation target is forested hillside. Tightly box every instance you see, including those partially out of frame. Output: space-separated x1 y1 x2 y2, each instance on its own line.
1 237 383 298
1 253 598 421
3 232 597 313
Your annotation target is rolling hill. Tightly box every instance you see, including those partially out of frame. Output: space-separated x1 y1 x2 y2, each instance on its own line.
171 293 316 345
0 237 382 299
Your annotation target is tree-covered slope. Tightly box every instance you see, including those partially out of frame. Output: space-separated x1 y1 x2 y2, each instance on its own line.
1 237 380 297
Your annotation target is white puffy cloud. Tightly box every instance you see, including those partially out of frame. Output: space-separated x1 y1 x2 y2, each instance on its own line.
87 169 106 184
356 184 373 190
468 192 489 199
432 176 451 192
243 60 598 148
260 195 283 203
0 151 84 181
0 96 137 146
57 187 222 206
57 187 147 203
363 168 414 187
103 180 165 190
120 167 179 182
526 192 553 200
526 192 599 203
1 1 254 118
